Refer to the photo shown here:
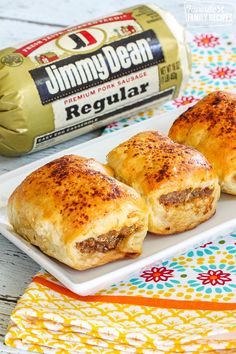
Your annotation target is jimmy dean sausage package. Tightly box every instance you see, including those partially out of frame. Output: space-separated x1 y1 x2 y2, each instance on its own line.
0 4 191 156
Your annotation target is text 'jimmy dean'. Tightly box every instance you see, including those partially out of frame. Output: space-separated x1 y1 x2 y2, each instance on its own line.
30 30 164 104
46 39 151 93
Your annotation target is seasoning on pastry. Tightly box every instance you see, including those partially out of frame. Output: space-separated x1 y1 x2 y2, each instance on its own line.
168 91 236 195
8 155 148 270
107 131 220 235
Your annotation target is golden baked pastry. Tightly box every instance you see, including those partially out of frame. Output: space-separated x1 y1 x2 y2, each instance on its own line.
107 131 220 234
8 155 148 270
169 91 236 195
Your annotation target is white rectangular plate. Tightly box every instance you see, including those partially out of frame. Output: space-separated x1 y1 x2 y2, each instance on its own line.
1 106 236 295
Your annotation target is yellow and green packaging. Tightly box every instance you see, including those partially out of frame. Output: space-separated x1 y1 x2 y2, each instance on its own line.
0 4 191 156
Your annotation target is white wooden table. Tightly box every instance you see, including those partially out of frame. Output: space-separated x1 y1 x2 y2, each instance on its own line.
0 1 233 352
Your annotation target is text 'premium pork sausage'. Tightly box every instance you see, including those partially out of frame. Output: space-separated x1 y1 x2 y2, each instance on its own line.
0 4 191 156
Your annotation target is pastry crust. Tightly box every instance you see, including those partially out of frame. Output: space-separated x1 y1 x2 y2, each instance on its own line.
169 91 236 195
107 131 220 234
8 155 148 270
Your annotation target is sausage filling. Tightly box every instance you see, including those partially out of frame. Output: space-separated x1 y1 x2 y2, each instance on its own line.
159 187 213 206
77 224 139 254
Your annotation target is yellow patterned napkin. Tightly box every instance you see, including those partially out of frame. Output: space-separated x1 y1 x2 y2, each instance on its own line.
5 230 236 353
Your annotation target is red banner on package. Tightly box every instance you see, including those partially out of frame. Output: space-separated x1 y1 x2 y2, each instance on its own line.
15 13 134 56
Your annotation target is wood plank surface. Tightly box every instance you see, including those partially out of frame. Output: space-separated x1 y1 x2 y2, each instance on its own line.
0 0 233 352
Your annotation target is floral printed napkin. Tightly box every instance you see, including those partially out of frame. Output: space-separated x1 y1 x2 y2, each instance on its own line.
103 33 236 134
5 229 236 353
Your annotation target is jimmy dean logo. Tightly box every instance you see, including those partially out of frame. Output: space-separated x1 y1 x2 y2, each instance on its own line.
45 36 151 94
30 30 164 104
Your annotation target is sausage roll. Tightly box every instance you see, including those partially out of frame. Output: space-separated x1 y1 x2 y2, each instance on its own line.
169 91 236 195
107 131 220 234
8 155 148 270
